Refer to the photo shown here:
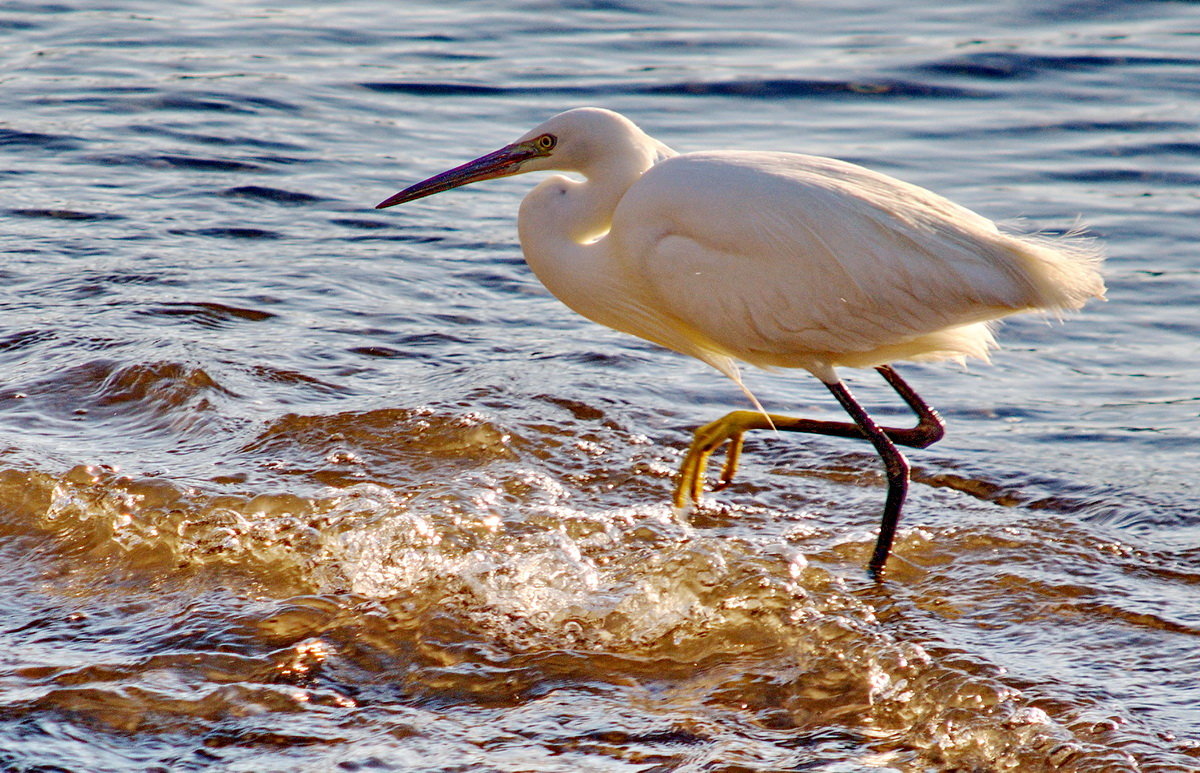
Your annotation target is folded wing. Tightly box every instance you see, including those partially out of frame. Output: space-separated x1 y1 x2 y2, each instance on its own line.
609 150 1103 377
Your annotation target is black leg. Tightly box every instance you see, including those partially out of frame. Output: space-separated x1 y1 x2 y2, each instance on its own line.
874 365 944 448
767 366 943 449
824 378 911 579
674 365 945 578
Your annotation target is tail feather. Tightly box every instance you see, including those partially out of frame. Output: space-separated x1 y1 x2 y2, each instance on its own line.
1011 228 1106 314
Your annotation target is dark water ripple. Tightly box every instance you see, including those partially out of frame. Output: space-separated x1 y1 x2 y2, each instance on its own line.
141 301 278 327
642 77 989 99
362 77 991 100
9 208 124 222
218 185 324 204
84 153 274 172
0 128 83 149
1 0 1199 770
919 51 1200 81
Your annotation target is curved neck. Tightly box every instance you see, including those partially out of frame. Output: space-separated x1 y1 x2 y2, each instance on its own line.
517 141 671 311
514 143 745 380
529 139 667 241
517 175 619 323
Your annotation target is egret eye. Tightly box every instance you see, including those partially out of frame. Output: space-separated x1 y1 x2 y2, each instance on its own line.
536 134 557 152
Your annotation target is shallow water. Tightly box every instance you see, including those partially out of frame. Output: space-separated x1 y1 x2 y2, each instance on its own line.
2 1 1199 770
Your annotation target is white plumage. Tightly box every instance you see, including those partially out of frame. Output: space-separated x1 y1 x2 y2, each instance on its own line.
377 107 1105 577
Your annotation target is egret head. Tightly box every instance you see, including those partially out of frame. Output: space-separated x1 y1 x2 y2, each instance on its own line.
375 108 653 209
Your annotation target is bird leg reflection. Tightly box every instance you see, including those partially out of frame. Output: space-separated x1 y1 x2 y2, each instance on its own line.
673 365 944 577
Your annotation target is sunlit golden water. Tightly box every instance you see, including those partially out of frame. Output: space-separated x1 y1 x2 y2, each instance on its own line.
3 390 1195 770
2 0 1199 770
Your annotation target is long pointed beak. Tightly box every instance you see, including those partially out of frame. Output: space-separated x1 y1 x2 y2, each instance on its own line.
375 141 541 209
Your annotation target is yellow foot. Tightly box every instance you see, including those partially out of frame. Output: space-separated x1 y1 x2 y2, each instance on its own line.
673 410 776 508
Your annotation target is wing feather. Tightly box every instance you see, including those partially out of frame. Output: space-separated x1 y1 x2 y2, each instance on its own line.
608 150 1101 375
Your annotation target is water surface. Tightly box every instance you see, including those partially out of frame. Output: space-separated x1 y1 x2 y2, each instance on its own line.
1 1 1199 770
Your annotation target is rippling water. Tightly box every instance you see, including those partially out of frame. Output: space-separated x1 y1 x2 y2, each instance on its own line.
2 1 1199 770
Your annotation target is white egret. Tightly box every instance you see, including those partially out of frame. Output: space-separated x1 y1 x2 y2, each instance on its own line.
376 107 1105 577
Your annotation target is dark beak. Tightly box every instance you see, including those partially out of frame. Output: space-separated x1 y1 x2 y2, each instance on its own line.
375 141 541 209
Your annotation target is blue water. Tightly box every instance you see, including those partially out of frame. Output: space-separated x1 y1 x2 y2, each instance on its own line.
2 1 1199 770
